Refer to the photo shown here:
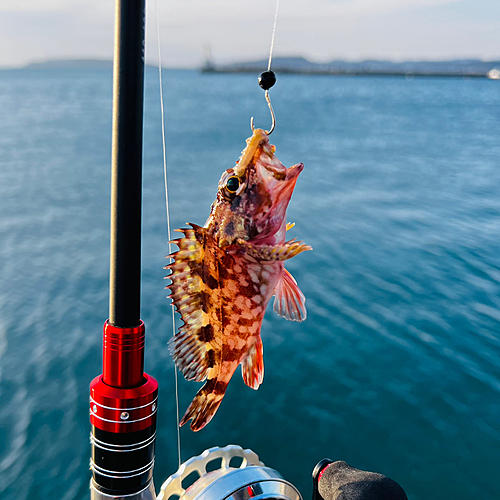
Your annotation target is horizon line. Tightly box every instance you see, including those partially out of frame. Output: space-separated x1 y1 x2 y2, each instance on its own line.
1 54 500 71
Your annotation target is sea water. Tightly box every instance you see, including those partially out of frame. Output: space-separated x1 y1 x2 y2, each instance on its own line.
0 68 499 500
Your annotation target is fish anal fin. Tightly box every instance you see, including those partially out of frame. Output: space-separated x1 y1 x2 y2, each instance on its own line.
273 268 307 322
241 337 264 390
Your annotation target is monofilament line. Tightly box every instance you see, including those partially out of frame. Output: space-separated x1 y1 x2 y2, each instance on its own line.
155 0 182 469
267 0 280 71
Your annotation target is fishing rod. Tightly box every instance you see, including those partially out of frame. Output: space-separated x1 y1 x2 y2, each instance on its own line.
89 1 157 499
88 1 408 499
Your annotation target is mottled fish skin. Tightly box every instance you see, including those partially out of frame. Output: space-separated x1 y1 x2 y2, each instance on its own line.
167 128 311 431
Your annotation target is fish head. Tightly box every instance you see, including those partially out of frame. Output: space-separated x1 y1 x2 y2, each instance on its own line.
206 128 303 247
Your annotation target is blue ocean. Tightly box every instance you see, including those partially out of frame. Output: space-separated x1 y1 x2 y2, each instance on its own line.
0 67 499 500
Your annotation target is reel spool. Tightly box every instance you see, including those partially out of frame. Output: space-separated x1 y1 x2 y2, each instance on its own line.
158 445 302 500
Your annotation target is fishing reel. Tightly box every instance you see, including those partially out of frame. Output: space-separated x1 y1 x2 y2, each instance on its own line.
158 445 300 500
157 445 408 500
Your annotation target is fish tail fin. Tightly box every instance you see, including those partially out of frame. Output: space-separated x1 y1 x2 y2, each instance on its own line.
179 378 227 431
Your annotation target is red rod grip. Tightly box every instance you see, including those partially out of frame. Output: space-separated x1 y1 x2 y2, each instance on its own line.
103 320 145 388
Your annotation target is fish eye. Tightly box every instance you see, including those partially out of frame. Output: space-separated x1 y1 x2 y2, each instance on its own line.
225 176 241 193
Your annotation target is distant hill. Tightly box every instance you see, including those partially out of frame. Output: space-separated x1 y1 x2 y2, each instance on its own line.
204 56 500 77
17 57 500 77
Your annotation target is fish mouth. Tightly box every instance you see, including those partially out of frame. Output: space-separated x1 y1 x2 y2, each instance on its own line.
257 161 304 197
260 158 303 182
235 128 303 184
277 163 303 206
249 161 303 243
284 162 304 180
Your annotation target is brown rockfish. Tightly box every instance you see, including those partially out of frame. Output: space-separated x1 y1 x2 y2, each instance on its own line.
166 128 311 431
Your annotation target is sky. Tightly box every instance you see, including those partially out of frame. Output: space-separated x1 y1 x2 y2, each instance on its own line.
0 0 499 68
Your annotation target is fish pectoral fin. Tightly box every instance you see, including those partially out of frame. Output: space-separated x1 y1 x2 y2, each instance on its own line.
237 238 312 262
241 337 264 390
273 268 307 322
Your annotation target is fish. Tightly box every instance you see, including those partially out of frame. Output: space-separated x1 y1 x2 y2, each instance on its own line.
166 128 311 431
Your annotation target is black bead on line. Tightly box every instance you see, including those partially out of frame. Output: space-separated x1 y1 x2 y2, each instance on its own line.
258 70 276 91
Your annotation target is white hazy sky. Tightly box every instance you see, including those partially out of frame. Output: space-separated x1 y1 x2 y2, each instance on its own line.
0 0 499 68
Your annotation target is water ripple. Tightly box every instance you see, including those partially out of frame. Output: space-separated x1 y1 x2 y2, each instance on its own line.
0 69 499 500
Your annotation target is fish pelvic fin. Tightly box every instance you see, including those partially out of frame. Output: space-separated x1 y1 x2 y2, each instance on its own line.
273 268 307 321
241 337 264 390
237 238 312 262
179 377 227 431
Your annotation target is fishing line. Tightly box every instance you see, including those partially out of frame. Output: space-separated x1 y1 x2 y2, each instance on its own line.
252 0 280 134
155 0 182 468
267 0 280 72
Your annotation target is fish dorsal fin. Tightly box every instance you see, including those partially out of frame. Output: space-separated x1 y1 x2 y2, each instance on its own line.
241 336 264 390
166 223 214 382
273 268 307 322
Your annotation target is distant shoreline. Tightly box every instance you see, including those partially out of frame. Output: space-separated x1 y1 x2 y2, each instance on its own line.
2 57 499 79
202 67 491 79
202 56 500 79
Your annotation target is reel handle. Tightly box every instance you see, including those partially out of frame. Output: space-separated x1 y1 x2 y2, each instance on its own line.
312 459 408 500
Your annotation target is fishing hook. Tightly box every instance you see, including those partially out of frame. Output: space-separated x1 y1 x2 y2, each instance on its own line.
251 90 276 135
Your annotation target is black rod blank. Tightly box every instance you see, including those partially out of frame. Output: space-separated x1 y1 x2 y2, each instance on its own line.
109 0 146 327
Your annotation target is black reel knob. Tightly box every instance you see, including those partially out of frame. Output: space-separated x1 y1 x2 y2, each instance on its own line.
312 459 408 500
258 70 276 90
